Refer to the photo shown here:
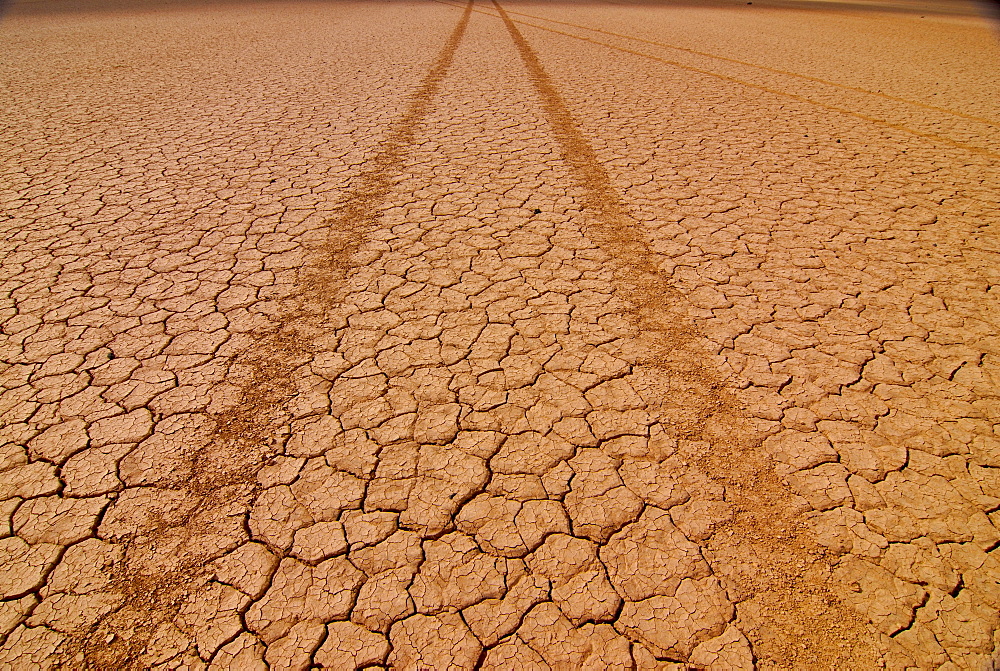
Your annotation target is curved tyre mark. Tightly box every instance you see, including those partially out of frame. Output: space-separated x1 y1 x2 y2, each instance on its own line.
450 0 999 159
487 3 999 128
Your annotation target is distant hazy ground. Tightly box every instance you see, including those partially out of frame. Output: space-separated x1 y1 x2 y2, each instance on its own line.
0 0 996 18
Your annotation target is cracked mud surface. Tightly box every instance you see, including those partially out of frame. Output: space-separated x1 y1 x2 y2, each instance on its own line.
1 0 999 668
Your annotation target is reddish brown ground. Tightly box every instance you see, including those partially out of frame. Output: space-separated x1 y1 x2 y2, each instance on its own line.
1 0 999 668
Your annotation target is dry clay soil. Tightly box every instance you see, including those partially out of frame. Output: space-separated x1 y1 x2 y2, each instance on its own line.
2 0 1000 668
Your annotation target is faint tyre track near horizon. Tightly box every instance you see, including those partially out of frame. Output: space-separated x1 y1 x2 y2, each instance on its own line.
440 0 1000 159
2 0 999 668
485 2 1000 126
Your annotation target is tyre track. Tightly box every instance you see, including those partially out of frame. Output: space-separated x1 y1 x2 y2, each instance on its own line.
488 3 1000 667
57 4 475 667
445 0 1000 160
491 0 879 665
216 0 476 446
490 3 999 128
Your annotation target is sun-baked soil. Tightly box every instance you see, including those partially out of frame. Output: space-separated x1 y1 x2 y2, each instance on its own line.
1 0 999 668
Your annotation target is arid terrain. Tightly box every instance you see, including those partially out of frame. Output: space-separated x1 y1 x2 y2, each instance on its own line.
1 0 999 668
